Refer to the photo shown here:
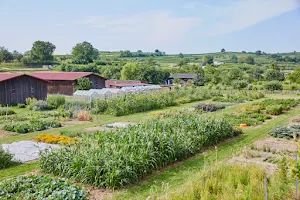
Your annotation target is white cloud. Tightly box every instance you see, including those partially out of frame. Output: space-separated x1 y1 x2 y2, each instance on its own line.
74 11 201 45
201 0 300 35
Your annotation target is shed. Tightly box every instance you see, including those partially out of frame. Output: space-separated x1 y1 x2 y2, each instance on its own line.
0 73 48 105
30 72 107 96
167 73 197 85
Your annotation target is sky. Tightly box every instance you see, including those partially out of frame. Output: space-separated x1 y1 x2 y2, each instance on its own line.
0 0 300 54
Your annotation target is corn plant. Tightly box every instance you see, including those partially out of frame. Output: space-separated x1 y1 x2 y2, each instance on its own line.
40 111 242 189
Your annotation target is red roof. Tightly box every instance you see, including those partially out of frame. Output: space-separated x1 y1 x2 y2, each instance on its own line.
30 72 106 81
0 73 48 83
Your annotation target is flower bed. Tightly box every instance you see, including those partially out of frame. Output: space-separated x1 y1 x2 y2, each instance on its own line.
36 134 76 144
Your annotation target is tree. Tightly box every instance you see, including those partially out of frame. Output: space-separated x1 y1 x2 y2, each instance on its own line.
121 63 139 80
120 63 169 84
288 68 300 84
264 81 283 91
72 41 98 64
177 59 188 68
30 41 56 64
203 55 214 65
222 68 244 85
232 80 248 90
265 69 285 81
147 57 155 65
255 50 262 56
179 53 184 58
173 78 181 85
193 71 205 86
75 77 92 90
239 56 255 65
0 47 13 63
221 48 226 53
241 51 246 53
101 65 122 80
231 55 238 63
12 50 23 61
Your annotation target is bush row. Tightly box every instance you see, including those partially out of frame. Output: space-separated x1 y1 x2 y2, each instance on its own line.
4 120 62 134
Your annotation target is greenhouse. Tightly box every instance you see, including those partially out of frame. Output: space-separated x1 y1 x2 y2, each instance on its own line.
73 86 162 102
73 90 99 102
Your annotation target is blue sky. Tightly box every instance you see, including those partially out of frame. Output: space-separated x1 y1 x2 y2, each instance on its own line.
0 0 300 54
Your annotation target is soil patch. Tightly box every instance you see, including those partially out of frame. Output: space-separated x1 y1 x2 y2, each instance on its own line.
253 138 297 153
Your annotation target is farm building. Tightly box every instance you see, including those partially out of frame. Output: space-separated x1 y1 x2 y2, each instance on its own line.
105 80 147 88
166 73 197 85
0 73 48 105
30 72 107 95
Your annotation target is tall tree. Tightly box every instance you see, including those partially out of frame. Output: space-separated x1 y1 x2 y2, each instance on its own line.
30 41 56 64
231 55 238 63
72 41 98 64
265 69 285 81
203 55 214 65
12 50 23 62
0 47 13 63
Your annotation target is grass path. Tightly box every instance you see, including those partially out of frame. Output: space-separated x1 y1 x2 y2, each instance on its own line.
111 105 300 200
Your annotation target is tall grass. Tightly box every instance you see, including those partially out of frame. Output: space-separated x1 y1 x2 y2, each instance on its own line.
40 111 242 189
157 163 291 200
93 88 221 116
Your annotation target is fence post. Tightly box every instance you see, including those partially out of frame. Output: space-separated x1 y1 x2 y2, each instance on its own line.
264 177 268 200
296 152 299 200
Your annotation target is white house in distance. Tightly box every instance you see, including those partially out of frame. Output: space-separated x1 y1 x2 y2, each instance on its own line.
213 61 225 66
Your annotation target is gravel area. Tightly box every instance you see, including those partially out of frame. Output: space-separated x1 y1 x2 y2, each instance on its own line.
1 140 59 163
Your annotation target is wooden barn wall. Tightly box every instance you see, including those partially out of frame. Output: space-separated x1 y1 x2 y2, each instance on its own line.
86 74 105 89
47 80 75 96
0 76 47 105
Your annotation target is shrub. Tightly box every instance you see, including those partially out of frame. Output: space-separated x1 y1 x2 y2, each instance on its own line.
232 80 248 90
264 81 283 91
77 111 91 121
266 105 283 115
75 77 92 90
17 104 26 108
92 99 108 114
36 134 76 144
25 97 37 105
4 120 62 134
269 124 300 139
40 111 242 189
0 148 19 169
257 99 299 110
47 95 66 109
31 100 49 111
0 175 88 200
0 108 15 115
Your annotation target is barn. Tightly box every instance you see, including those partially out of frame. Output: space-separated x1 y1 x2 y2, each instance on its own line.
30 72 107 95
0 73 48 105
